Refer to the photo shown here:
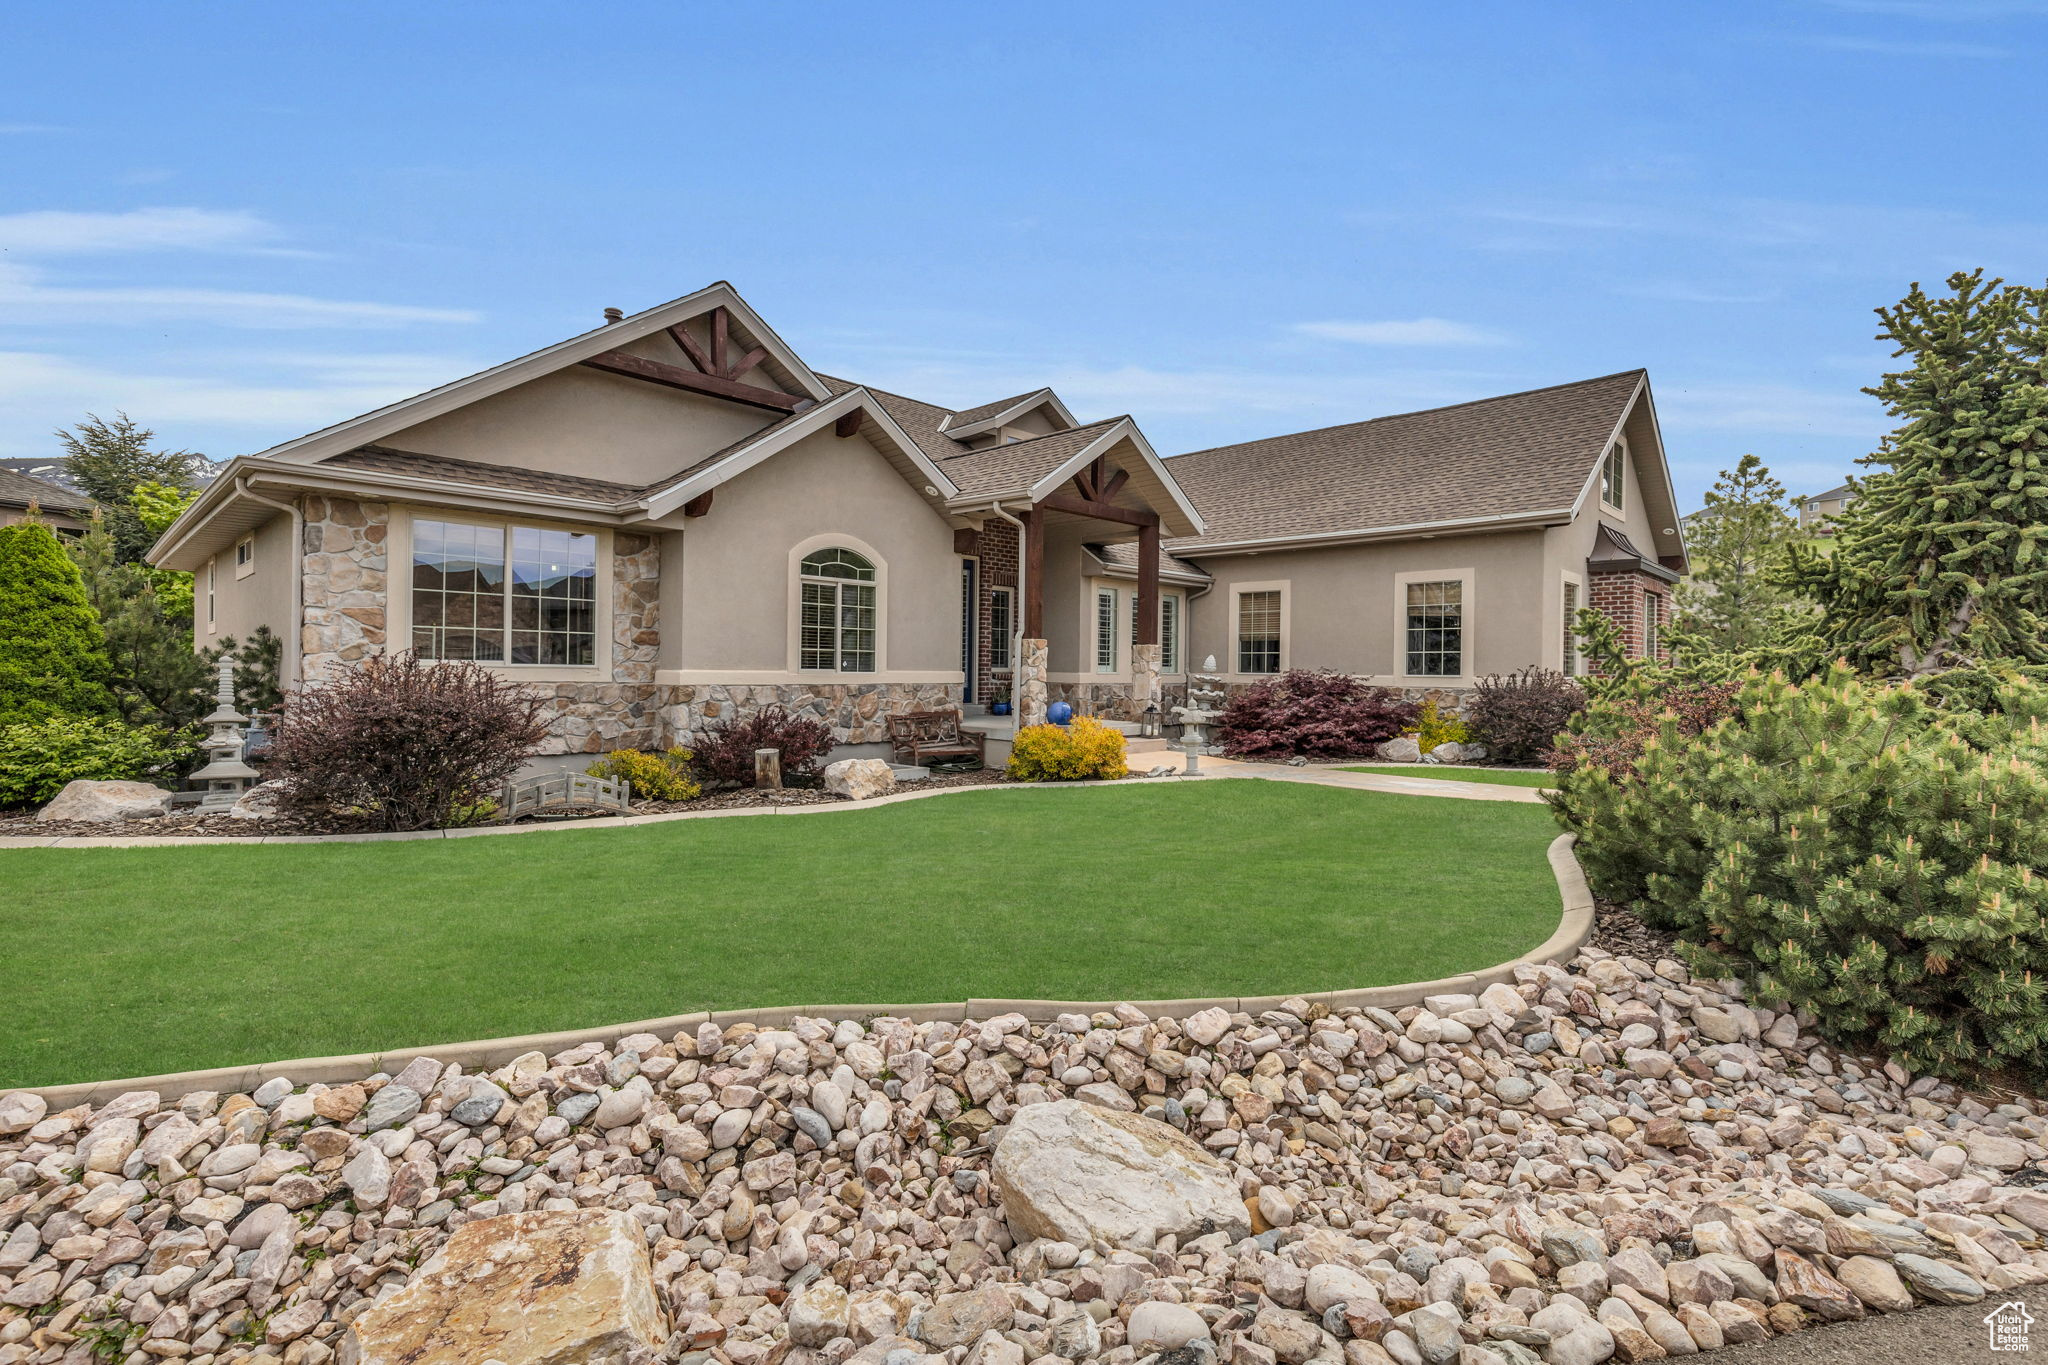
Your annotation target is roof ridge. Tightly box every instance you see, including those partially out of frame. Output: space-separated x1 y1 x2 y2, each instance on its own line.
1166 368 1647 462
811 374 959 418
936 415 1126 462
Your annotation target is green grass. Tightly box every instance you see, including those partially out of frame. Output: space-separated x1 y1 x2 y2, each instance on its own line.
1 782 1562 1087
1339 765 1556 788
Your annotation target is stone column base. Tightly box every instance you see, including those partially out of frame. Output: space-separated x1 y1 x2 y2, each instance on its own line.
1132 643 1162 717
1018 639 1049 729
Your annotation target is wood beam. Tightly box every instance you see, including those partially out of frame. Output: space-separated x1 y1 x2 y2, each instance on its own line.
729 345 770 381
682 490 714 518
1098 467 1130 502
710 306 729 377
1037 492 1160 527
1137 521 1160 647
1023 510 1045 638
834 410 863 438
580 350 804 413
667 324 714 375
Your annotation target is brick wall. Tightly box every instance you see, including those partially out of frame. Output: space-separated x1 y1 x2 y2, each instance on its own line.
972 519 1019 702
1588 567 1673 668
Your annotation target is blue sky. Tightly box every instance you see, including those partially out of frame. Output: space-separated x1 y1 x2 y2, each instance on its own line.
3 2 2043 508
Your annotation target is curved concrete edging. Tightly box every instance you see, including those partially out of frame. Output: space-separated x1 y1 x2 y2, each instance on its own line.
9 828 1592 1109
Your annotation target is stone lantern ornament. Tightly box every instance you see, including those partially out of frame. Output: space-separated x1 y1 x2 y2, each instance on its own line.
1172 654 1229 773
190 656 259 809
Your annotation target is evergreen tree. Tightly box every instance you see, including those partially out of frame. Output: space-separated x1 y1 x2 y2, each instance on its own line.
66 514 210 727
55 413 202 563
131 480 200 618
1675 455 1808 653
1784 271 2048 681
0 518 115 724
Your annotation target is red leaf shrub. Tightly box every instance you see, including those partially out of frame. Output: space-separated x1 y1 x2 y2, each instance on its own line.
1467 667 1587 764
1214 669 1419 760
692 704 836 786
1548 680 1742 782
267 653 550 831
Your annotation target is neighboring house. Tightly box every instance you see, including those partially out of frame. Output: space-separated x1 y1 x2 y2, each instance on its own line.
149 282 1688 766
1800 482 1855 532
0 467 95 533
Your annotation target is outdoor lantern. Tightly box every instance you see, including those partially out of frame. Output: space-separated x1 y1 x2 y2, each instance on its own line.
1140 704 1160 738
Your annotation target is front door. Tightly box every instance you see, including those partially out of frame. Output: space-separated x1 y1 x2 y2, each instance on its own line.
960 557 978 703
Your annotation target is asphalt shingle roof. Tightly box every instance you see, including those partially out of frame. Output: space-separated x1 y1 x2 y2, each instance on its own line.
943 390 1044 430
1162 369 1645 549
0 467 94 513
938 418 1125 496
326 446 641 502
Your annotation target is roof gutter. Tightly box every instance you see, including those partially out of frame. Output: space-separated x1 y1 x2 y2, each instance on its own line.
1175 507 1573 557
983 502 1031 680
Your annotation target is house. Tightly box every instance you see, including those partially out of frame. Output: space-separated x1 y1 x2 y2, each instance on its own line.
0 467 95 533
1800 481 1855 532
149 282 1688 766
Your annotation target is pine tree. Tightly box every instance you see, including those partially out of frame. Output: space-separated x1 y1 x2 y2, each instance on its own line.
1785 271 2048 682
66 514 210 727
1675 455 1808 654
0 518 115 724
54 413 202 564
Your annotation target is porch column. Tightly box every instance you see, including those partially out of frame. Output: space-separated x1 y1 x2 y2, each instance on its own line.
1136 523 1160 645
1023 508 1045 639
1018 638 1049 729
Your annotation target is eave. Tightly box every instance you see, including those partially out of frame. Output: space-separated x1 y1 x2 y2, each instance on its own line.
1170 506 1573 558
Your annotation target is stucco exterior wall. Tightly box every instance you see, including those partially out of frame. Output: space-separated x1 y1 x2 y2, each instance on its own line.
660 426 964 680
203 509 295 652
385 333 780 489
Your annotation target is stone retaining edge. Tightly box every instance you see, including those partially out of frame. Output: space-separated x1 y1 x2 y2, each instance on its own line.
10 821 1589 1109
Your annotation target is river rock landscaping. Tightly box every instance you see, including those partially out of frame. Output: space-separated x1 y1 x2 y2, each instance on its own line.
5 942 2047 1365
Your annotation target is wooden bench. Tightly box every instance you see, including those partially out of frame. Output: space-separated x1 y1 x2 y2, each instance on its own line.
887 710 987 768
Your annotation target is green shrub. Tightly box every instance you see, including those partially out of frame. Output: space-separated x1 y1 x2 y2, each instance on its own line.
1550 664 2048 1078
0 714 195 808
588 747 702 802
1007 716 1128 781
0 520 115 725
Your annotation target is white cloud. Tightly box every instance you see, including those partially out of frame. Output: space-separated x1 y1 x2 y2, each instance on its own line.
1292 318 1512 347
1656 381 1887 440
1796 33 2012 57
0 262 478 328
0 207 284 256
0 123 64 136
0 349 483 458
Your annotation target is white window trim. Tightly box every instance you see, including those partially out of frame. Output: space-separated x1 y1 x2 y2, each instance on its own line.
1094 587 1118 673
390 505 613 683
1392 567 1475 686
1560 570 1584 677
205 556 217 634
233 534 256 580
1229 580 1289 678
785 531 888 677
1601 438 1628 513
988 585 1015 672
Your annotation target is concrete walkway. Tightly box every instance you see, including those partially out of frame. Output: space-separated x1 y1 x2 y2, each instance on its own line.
1164 753 1552 803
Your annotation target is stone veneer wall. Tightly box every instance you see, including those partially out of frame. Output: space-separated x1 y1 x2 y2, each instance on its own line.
658 681 963 750
299 495 390 681
541 531 662 756
1046 680 1141 721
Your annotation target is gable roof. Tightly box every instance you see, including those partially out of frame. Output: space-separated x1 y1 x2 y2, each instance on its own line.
937 388 1079 441
326 445 642 503
938 418 1126 496
0 467 94 514
1164 370 1649 551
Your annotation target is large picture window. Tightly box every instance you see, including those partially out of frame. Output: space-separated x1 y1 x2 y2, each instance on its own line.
1405 580 1463 677
799 547 877 673
1238 590 1281 674
412 518 597 665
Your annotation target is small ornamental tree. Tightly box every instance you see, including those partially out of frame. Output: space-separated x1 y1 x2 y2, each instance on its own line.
266 653 549 831
691 705 836 786
67 513 209 728
1674 454 1808 655
1213 669 1418 760
0 519 115 725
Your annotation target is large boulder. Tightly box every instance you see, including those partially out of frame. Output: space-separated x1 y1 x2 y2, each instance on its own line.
341 1209 665 1365
990 1099 1249 1250
825 758 897 801
36 780 170 823
228 780 284 820
1374 736 1421 763
1423 741 1466 764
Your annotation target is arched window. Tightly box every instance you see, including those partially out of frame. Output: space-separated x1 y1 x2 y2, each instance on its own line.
799 547 876 672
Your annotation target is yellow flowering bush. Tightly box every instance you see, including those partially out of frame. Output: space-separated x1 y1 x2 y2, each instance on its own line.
1006 716 1128 781
1403 699 1471 754
588 746 702 801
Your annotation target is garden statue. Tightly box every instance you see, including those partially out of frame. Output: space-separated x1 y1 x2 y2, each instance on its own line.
190 655 259 809
1173 660 1230 768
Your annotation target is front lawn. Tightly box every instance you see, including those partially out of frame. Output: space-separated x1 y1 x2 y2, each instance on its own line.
1340 765 1555 788
1 782 1561 1087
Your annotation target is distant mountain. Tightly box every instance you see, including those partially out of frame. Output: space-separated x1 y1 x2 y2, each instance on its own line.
0 454 224 492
